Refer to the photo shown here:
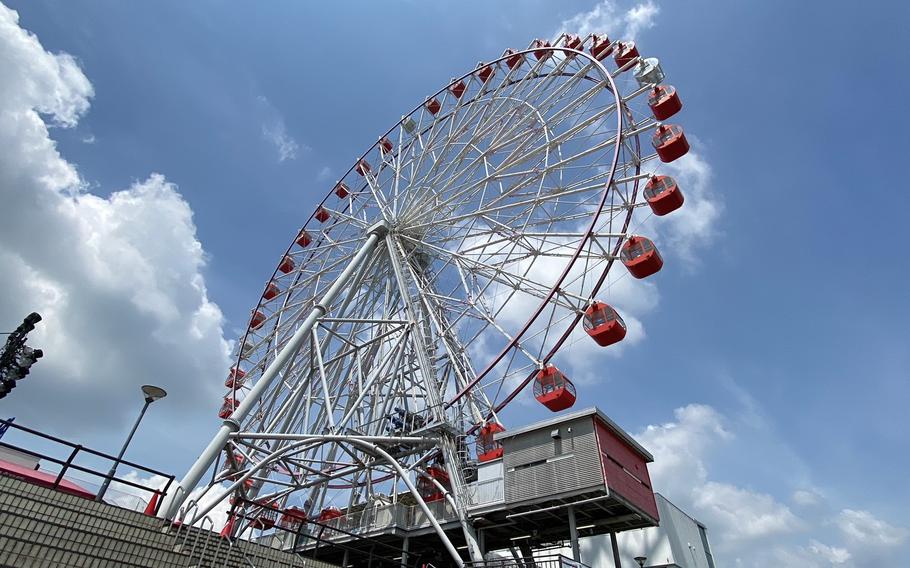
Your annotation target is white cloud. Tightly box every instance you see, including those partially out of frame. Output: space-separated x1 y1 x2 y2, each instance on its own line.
316 165 333 181
625 402 910 567
694 481 803 541
809 540 852 564
794 488 825 507
656 147 722 265
262 120 299 162
0 4 230 434
0 6 92 128
112 470 232 529
624 1 660 38
837 509 909 548
257 95 305 162
637 404 731 495
559 1 620 40
558 1 660 41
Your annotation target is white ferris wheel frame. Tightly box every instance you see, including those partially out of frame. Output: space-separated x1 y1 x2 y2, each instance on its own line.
163 35 675 567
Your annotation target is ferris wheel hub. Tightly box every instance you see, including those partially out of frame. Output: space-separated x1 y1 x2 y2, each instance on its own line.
367 220 391 237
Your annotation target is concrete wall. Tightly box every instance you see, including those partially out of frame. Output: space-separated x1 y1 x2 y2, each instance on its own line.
0 474 336 568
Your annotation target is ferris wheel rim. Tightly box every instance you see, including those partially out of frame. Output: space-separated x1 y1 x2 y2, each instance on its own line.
231 44 632 420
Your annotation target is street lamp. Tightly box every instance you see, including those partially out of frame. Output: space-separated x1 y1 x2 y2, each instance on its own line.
96 385 167 501
634 557 647 568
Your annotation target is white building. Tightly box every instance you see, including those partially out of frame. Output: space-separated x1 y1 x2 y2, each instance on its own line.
575 493 717 568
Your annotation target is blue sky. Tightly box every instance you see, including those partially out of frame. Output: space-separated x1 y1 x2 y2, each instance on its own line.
1 1 909 566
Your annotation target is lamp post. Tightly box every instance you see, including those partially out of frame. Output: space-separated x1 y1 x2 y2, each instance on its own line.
96 385 167 501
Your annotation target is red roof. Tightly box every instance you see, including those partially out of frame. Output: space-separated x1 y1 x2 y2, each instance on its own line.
0 458 95 499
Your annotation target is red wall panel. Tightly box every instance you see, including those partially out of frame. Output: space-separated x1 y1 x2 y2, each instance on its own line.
593 417 659 521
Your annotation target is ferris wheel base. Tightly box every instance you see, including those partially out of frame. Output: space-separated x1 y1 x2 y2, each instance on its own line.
286 407 657 567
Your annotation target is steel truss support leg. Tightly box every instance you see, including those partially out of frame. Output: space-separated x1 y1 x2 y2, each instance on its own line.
161 222 389 519
384 234 484 564
508 545 526 568
190 434 466 568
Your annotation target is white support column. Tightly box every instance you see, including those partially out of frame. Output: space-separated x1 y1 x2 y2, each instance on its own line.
400 536 409 568
161 222 389 519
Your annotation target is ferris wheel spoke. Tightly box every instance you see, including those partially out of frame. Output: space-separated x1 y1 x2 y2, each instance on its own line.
400 95 559 219
449 250 587 308
414 123 612 223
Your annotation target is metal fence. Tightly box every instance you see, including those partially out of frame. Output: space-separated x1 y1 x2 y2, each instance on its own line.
466 555 590 568
310 499 460 539
466 476 504 508
0 418 174 514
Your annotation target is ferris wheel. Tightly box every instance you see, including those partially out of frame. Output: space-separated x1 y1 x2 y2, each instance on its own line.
165 32 690 565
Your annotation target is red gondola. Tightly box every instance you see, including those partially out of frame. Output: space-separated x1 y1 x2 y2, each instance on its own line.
477 64 495 83
614 41 639 68
477 422 505 462
621 236 663 279
253 501 279 530
250 310 266 329
379 137 393 153
590 34 613 60
648 85 682 121
318 507 343 522
220 454 253 486
449 80 466 99
425 98 441 115
225 367 246 389
279 507 309 531
563 33 583 54
417 465 450 503
356 159 371 176
583 302 627 347
296 230 312 248
534 365 576 412
644 175 684 216
315 207 330 223
220 515 236 538
221 453 245 479
263 281 280 301
278 255 295 274
335 182 350 198
651 124 689 163
504 48 524 69
532 39 552 60
219 397 238 419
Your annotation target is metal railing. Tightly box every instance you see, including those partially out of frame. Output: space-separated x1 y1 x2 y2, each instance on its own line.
306 499 460 540
466 476 505 507
466 555 590 568
289 479 503 542
0 418 174 514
